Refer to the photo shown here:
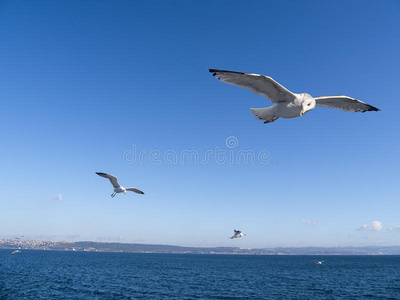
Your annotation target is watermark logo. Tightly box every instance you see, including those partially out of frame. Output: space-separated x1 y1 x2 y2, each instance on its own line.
123 136 272 165
225 136 239 149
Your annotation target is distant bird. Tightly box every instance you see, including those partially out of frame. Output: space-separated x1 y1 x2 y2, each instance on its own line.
96 172 144 198
208 69 380 124
230 229 246 239
314 260 325 265
11 250 21 255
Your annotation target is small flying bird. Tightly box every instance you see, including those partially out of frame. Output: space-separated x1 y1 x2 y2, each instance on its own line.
208 69 380 124
314 260 325 265
11 250 21 255
230 229 246 239
96 172 144 198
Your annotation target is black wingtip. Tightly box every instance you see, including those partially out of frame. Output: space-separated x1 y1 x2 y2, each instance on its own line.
96 172 106 176
208 68 218 76
364 105 381 112
370 103 381 111
208 68 246 75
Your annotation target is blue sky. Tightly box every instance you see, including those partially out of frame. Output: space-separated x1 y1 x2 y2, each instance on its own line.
0 0 399 248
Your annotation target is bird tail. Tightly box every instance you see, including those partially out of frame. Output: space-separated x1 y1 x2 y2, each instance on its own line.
250 107 275 121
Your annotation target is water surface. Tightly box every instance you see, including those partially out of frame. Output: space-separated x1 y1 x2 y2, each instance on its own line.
1 250 400 299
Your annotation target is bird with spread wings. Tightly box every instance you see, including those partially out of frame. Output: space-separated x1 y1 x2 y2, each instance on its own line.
230 229 246 239
96 172 144 198
209 69 380 124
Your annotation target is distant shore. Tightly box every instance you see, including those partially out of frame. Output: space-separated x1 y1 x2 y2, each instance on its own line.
1 239 400 255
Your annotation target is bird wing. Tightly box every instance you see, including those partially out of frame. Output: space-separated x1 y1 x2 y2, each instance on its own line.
125 187 145 195
314 96 380 112
209 69 296 104
96 172 120 188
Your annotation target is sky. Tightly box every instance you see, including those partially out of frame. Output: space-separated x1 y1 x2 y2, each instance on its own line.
0 0 399 248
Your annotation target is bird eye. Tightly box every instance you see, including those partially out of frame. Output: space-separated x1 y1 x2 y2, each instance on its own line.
308 103 311 106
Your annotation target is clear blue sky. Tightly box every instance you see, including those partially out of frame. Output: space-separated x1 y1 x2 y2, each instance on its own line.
0 0 399 248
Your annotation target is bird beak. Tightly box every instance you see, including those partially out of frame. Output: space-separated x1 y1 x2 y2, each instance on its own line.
124 191 126 194
300 110 304 116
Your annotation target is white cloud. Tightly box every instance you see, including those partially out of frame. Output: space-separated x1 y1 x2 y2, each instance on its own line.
49 194 63 201
300 219 317 226
358 221 383 232
387 226 400 232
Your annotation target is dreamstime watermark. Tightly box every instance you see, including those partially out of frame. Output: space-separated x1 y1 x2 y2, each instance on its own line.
123 136 272 165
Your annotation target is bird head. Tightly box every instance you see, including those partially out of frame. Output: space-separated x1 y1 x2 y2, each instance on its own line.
300 93 315 116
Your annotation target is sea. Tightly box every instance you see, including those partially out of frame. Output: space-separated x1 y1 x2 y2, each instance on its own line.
1 250 400 299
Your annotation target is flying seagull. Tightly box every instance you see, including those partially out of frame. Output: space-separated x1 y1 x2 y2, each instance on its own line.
230 229 246 239
208 69 380 124
11 250 21 255
96 172 144 198
313 260 325 265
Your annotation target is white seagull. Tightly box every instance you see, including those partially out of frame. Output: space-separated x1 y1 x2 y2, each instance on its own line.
313 260 325 265
230 229 246 239
11 250 21 255
209 69 380 124
96 172 144 198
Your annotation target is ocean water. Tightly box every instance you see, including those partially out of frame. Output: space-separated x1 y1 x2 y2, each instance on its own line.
1 250 400 299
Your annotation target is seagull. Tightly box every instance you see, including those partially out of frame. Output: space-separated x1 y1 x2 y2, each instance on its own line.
230 229 246 239
11 250 21 255
208 69 380 124
314 260 325 264
96 172 144 198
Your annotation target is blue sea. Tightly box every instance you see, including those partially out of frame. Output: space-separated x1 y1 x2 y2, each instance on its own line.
1 250 400 299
